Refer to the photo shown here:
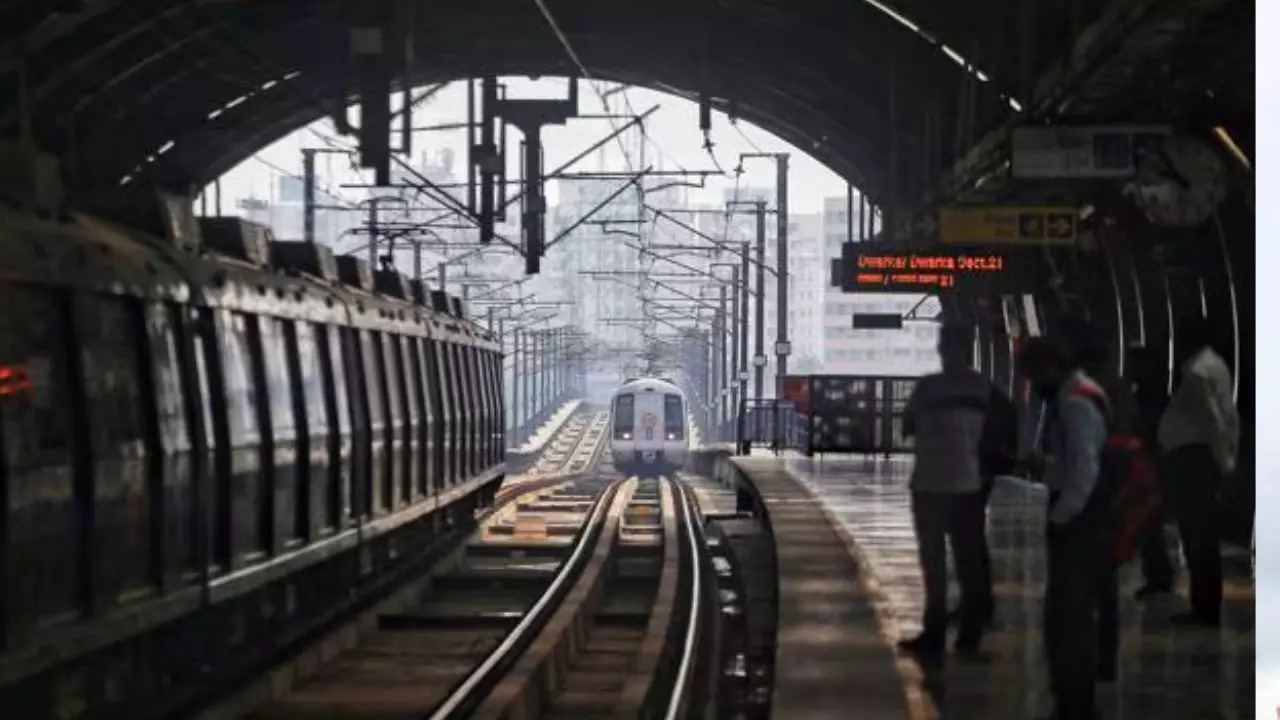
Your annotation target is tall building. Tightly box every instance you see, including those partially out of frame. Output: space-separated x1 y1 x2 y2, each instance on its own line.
787 212 826 373
550 177 644 349
821 195 940 376
690 188 830 395
237 174 348 247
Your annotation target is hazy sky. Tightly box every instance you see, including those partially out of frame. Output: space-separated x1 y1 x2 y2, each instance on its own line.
210 77 856 221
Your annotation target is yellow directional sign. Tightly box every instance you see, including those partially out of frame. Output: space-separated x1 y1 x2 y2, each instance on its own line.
938 206 1078 246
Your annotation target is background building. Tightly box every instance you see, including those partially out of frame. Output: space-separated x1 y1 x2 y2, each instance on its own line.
820 195 940 376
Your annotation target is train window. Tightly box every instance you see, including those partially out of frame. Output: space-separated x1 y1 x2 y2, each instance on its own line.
258 318 298 441
400 336 424 500
664 394 685 440
217 311 266 559
189 310 217 451
453 343 474 477
613 394 634 438
420 338 444 493
295 322 330 537
260 317 301 547
77 294 154 600
295 323 329 436
469 347 483 465
381 333 408 506
381 334 404 427
477 349 495 464
340 328 369 518
145 304 191 454
360 330 388 512
219 312 262 447
316 324 351 529
437 340 458 486
0 282 80 627
144 303 196 582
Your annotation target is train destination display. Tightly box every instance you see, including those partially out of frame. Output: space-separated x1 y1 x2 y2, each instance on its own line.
840 244 1041 294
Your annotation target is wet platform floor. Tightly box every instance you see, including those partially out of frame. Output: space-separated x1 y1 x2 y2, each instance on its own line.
742 454 1253 720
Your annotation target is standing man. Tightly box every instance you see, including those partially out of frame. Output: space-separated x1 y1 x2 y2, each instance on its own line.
897 322 994 658
1158 316 1239 627
1075 332 1141 684
1128 344 1177 599
1018 337 1110 720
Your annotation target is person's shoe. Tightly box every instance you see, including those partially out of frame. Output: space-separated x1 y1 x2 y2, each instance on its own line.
897 634 944 657
1171 612 1220 627
1134 583 1173 600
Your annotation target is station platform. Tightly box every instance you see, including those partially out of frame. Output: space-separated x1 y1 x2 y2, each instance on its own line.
719 454 1254 720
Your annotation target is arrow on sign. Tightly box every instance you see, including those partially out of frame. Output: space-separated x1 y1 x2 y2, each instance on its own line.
1046 212 1076 239
1018 213 1045 239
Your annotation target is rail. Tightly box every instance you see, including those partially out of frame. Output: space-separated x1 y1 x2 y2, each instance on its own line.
426 476 628 719
664 477 711 720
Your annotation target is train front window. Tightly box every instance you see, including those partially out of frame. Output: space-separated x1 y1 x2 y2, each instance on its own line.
613 394 634 439
664 394 684 440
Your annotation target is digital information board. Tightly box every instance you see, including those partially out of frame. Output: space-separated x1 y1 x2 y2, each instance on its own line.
839 243 1043 294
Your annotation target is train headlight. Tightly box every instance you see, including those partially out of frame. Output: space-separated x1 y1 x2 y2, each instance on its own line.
666 432 676 440
620 431 632 440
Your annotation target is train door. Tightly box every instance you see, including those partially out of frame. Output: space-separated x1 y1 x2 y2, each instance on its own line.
632 390 664 452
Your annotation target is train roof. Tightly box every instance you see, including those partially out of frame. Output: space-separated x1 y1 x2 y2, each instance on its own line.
614 376 683 395
0 202 497 350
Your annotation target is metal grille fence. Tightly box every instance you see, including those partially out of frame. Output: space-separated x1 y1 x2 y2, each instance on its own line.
740 375 924 456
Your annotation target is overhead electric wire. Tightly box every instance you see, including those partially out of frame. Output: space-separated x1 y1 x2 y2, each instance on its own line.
529 0 685 179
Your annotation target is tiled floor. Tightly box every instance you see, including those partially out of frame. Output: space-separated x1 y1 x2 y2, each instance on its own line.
779 453 1255 720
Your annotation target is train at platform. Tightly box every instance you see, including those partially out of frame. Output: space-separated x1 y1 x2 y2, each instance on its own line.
0 200 504 640
609 376 689 477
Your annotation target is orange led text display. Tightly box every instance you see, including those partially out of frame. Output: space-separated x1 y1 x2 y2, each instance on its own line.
849 251 1007 292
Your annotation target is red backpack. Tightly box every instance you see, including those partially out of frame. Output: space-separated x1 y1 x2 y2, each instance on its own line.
1071 384 1162 564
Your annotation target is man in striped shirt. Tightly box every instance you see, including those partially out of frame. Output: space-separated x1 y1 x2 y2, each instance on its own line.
897 322 995 658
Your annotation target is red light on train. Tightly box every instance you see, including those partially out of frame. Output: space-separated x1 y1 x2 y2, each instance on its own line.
0 364 32 397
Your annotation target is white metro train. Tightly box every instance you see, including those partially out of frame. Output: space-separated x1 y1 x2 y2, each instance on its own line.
609 377 689 477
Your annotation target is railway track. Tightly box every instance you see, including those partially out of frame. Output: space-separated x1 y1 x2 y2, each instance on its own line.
236 475 711 720
493 410 610 508
225 406 714 720
219 411 611 719
453 475 709 720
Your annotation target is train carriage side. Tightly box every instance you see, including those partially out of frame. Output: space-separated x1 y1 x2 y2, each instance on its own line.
0 207 506 717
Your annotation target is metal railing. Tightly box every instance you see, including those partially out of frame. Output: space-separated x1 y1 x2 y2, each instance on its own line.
738 375 923 456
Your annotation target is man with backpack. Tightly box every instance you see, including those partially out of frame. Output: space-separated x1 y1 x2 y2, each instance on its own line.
1074 331 1156 684
1017 336 1110 720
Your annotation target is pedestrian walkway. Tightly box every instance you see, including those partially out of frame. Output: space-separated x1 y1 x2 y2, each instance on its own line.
512 399 583 453
756 453 1254 720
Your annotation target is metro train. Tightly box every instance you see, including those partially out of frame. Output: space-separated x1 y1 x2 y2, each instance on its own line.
609 377 689 477
0 200 504 647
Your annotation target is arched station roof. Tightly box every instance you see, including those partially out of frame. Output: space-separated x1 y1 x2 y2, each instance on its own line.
0 0 1117 203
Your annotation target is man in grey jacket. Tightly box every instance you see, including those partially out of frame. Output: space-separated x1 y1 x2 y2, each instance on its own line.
1018 337 1110 720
